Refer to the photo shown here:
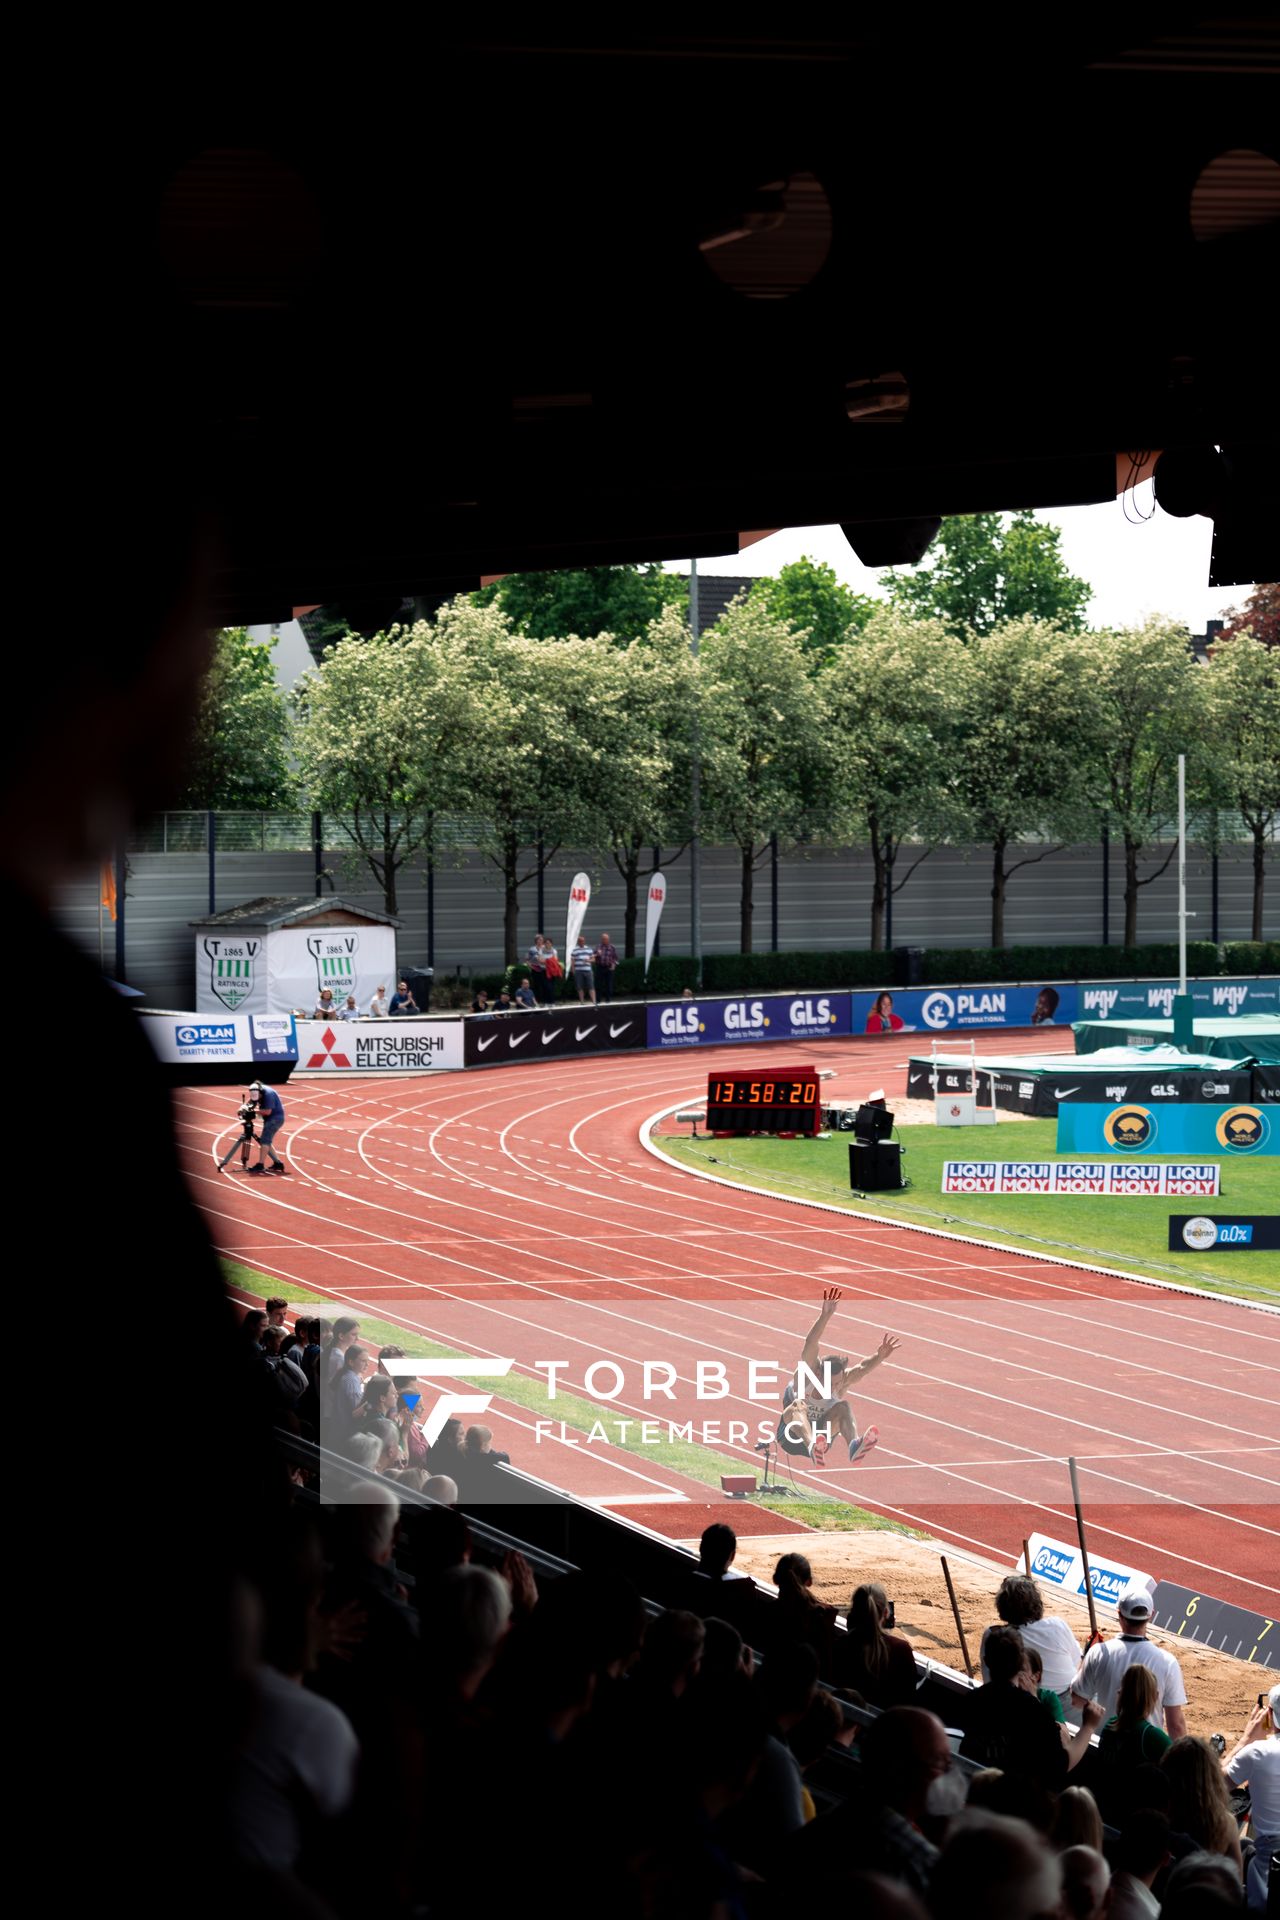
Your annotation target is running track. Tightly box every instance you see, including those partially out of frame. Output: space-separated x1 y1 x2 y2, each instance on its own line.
173 1027 1279 1618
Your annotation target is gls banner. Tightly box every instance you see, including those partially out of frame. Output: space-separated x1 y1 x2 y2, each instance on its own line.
851 983 1079 1035
647 993 852 1049
942 1160 1222 1195
464 1005 644 1066
1078 977 1279 1019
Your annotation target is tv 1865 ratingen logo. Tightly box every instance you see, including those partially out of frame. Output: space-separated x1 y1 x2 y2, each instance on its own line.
308 932 359 996
204 936 258 1012
1103 1104 1156 1150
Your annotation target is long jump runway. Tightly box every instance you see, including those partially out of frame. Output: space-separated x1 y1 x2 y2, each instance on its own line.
173 1027 1279 1615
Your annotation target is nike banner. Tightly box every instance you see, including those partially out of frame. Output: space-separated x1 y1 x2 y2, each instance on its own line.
463 1005 645 1066
566 871 591 962
644 871 666 977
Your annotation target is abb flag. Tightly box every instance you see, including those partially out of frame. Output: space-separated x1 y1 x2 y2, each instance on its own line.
644 871 666 976
566 871 591 960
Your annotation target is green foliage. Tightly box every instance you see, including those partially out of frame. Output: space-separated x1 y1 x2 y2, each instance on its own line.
179 628 293 808
919 942 1222 984
292 621 485 914
1221 941 1280 975
884 510 1091 639
745 556 876 659
472 563 685 643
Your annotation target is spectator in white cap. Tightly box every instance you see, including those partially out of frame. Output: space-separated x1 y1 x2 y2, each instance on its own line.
1223 1683 1280 1913
1070 1582 1187 1737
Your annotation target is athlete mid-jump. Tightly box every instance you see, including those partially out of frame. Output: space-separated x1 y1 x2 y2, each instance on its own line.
777 1288 900 1467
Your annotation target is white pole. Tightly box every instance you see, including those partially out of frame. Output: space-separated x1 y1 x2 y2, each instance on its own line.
1178 752 1187 995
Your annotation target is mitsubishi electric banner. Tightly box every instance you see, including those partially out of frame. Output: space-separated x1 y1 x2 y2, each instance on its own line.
851 982 1078 1035
295 1018 463 1073
647 992 852 1049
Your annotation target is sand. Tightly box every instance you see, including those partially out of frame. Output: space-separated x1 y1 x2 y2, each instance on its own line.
725 1530 1276 1740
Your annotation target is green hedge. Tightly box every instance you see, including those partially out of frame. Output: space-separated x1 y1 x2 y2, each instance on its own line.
468 940 1275 1000
1221 940 1280 975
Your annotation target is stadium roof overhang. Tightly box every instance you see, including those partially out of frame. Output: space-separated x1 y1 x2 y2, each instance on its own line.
70 23 1280 623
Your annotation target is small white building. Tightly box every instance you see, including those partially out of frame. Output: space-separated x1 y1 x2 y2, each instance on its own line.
190 895 400 1017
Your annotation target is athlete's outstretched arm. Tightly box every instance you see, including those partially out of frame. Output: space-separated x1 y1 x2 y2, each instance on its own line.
844 1333 902 1382
798 1288 842 1373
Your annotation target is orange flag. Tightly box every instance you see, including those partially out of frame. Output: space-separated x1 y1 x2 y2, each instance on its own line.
100 860 117 921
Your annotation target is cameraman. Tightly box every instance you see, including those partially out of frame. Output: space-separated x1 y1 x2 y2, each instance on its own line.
217 1090 260 1173
246 1079 289 1177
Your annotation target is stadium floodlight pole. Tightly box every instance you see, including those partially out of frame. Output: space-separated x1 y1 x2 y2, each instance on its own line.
1178 752 1187 995
689 558 702 989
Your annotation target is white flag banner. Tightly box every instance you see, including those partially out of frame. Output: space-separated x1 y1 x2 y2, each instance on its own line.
566 871 591 959
644 871 667 976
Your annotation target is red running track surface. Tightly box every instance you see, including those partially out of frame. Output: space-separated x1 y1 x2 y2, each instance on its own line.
173 1027 1280 1615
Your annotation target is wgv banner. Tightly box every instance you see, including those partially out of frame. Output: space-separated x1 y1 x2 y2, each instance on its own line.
647 993 852 1049
295 1018 463 1073
1078 977 1279 1019
1056 1101 1276 1156
851 982 1078 1035
942 1160 1222 1195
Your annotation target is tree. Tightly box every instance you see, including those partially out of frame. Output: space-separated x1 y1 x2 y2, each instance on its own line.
950 620 1096 946
292 623 483 917
591 607 696 955
1201 636 1280 940
746 556 877 661
178 628 293 808
440 601 624 960
1216 581 1279 650
1070 620 1209 948
820 611 968 949
699 600 829 952
473 563 685 643
884 509 1091 638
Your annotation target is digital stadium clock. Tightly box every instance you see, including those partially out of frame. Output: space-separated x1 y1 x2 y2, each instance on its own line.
705 1065 821 1135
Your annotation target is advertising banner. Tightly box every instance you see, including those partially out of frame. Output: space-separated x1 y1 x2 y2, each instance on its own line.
141 1011 297 1083
1049 1067 1254 1104
647 992 852 1050
643 872 666 976
1077 977 1279 1020
197 933 267 1016
464 1004 645 1067
852 982 1078 1036
1056 1101 1276 1156
295 1018 463 1073
566 871 591 961
1024 1533 1154 1610
1168 1214 1280 1252
941 1160 1222 1196
266 927 397 1016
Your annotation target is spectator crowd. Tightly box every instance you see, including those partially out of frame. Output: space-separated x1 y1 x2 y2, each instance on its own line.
231 1331 1279 1920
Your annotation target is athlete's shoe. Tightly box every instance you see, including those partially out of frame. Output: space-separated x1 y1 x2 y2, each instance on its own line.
848 1425 880 1465
809 1434 828 1468
246 1164 265 1176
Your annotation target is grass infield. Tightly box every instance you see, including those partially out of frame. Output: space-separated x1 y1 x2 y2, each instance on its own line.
223 1261 914 1534
652 1121 1280 1302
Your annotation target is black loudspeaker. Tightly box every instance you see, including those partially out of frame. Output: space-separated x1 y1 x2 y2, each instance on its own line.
855 1102 893 1141
850 1140 905 1192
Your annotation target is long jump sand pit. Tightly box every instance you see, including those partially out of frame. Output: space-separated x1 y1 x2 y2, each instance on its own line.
726 1530 1276 1740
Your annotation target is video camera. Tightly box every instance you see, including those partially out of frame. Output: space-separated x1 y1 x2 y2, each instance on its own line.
237 1100 259 1130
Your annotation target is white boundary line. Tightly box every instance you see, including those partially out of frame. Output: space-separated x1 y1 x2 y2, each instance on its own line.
640 1103 1280 1319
